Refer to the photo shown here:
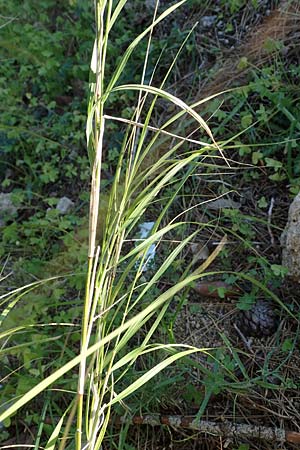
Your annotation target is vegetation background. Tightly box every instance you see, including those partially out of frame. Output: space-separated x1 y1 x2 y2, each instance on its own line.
0 0 299 449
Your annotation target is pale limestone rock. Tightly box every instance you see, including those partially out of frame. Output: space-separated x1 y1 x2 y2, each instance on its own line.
56 196 74 215
200 15 217 28
206 197 241 210
281 192 300 281
0 193 17 226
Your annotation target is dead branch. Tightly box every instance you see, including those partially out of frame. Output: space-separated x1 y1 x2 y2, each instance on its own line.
115 414 300 444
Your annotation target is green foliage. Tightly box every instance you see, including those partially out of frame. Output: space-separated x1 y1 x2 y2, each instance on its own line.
0 1 92 283
0 14 92 427
1 0 299 448
219 0 258 14
207 59 300 191
234 444 250 450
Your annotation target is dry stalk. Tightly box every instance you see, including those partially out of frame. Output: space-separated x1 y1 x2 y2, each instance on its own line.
116 414 300 444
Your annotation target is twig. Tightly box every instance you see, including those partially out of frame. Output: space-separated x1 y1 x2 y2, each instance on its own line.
233 323 253 352
115 415 300 444
104 113 210 147
267 197 275 245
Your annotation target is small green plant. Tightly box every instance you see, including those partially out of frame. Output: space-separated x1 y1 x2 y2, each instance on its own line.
233 444 250 450
220 0 258 14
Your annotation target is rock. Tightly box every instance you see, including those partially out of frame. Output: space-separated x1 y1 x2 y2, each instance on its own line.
281 192 300 281
200 15 217 29
190 242 209 264
56 196 74 215
0 193 18 226
206 197 241 210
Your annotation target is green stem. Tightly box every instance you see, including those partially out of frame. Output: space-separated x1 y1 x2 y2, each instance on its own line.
76 1 106 445
76 256 93 449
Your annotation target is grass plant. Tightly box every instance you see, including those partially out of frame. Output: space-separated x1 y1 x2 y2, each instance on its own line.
0 1 226 448
1 1 298 448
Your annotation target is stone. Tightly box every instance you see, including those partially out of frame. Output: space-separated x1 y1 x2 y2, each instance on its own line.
56 196 74 215
0 193 18 226
200 15 217 29
206 197 241 210
281 192 300 281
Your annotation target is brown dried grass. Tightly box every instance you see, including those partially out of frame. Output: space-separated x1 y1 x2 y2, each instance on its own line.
195 1 300 101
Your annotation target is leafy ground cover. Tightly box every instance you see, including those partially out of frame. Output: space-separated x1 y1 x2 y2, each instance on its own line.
0 1 300 449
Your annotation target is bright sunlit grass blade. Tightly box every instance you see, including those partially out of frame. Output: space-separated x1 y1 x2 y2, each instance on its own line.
113 84 216 142
0 269 208 423
45 415 65 450
109 348 199 405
